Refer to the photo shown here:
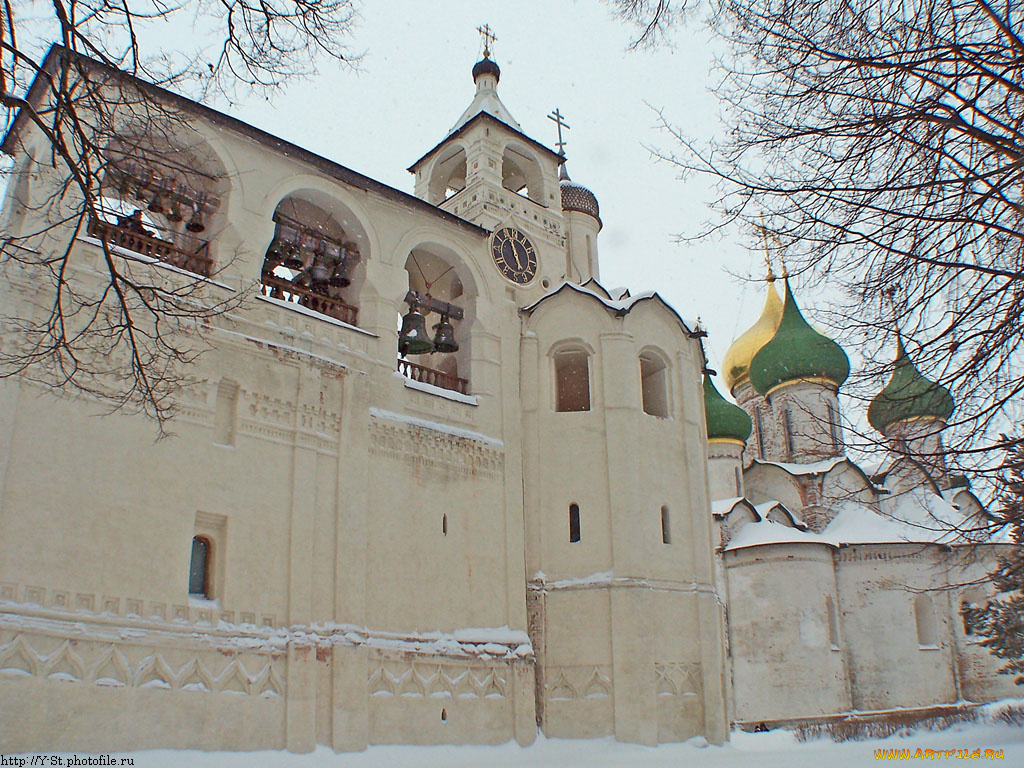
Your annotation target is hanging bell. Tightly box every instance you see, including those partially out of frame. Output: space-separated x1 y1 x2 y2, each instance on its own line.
147 189 165 214
432 313 459 353
186 206 205 233
167 198 184 223
329 252 352 287
309 259 331 285
399 306 434 356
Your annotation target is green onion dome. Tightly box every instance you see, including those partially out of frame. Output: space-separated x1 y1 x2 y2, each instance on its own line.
748 280 851 395
867 338 954 434
704 375 753 443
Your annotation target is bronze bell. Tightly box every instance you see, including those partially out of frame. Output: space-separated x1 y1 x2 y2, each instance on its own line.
432 314 458 353
167 198 184 223
147 190 165 214
329 260 351 288
185 207 205 233
399 306 434 356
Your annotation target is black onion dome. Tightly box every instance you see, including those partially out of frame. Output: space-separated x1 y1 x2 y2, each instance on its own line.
560 177 600 220
472 57 501 82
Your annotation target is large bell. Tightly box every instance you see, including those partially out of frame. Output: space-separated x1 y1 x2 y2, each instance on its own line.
328 261 352 288
432 314 459 353
185 206 205 233
147 190 165 214
308 251 331 284
399 307 434 356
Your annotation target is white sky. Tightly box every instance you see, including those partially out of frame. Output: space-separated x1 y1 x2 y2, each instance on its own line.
211 0 773 376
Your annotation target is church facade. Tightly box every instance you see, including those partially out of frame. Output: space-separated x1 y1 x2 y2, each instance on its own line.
0 45 1013 754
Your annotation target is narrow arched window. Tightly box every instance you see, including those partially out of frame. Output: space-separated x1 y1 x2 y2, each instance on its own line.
734 467 743 496
189 536 211 598
783 406 796 455
661 506 671 544
754 410 766 459
826 595 840 648
569 504 581 543
555 349 591 412
915 594 937 647
639 352 669 417
827 401 842 449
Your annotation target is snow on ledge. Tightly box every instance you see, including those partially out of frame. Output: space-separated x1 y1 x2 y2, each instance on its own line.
397 371 478 405
256 293 377 337
369 407 501 446
753 456 847 476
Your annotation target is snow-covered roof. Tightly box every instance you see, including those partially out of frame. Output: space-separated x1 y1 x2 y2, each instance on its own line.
755 500 806 529
521 280 696 331
726 521 829 550
711 497 748 517
725 488 985 551
450 79 522 134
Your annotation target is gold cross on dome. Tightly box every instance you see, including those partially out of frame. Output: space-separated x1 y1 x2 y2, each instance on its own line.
548 108 571 155
477 24 497 57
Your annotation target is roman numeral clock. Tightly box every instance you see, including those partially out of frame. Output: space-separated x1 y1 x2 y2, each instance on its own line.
490 227 538 285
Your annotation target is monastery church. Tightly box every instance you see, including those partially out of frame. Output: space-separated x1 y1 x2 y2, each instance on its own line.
0 41 1015 753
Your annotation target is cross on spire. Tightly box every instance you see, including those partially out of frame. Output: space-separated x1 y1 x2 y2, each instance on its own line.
477 24 497 58
757 217 778 281
547 108 571 156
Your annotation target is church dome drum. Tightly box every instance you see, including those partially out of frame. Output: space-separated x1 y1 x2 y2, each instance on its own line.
748 281 850 395
867 338 954 433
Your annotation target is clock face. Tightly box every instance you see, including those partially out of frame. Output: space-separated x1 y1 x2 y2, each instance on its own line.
490 227 538 285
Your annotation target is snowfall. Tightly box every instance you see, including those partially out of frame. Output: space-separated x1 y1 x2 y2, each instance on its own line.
14 701 1024 767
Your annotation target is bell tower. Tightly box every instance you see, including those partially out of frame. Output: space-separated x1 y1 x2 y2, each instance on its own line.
407 28 565 238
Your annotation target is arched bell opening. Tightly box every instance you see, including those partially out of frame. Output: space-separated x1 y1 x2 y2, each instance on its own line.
98 129 229 277
501 142 544 203
427 145 469 205
399 247 476 395
260 194 368 327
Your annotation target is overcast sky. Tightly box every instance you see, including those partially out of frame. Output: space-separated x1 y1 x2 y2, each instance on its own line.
211 0 776 377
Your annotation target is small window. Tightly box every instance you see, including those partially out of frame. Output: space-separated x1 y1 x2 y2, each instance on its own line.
442 514 448 536
569 503 581 543
555 349 591 412
734 467 743 496
827 401 842 449
783 407 796 456
915 594 938 647
639 352 669 418
189 536 211 598
961 601 976 637
661 506 671 544
754 410 766 459
826 595 840 648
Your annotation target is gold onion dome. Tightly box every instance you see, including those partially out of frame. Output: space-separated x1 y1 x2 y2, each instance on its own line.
721 278 784 392
703 375 752 443
867 337 954 434
748 280 851 395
